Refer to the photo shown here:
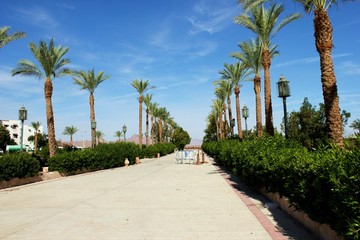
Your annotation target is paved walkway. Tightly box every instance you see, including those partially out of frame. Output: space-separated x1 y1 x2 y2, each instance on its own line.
0 153 317 240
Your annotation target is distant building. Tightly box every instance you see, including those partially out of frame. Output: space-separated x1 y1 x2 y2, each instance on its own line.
0 120 43 149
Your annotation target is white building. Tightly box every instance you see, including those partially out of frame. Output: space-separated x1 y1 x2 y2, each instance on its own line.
0 120 44 149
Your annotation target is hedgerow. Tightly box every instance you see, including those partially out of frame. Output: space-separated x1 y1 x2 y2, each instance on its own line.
0 153 40 181
202 137 360 240
48 142 175 175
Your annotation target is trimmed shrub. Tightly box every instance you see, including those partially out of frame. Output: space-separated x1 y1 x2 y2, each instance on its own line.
0 153 40 181
202 138 360 240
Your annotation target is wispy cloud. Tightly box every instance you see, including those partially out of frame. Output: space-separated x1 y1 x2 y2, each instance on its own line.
13 6 58 29
187 0 239 35
274 53 352 68
338 61 360 76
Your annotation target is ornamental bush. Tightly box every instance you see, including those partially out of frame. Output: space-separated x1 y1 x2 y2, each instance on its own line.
0 153 40 181
202 137 360 240
48 142 176 175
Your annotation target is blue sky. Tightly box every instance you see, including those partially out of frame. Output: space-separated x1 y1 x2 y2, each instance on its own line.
1 0 360 143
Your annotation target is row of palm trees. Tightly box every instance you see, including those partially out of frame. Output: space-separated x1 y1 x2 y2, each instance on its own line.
10 38 110 157
131 79 183 148
207 0 346 148
3 27 186 155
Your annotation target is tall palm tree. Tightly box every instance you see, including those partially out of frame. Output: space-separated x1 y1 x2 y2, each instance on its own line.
12 38 72 157
213 78 234 136
143 94 153 146
157 107 168 142
131 79 155 148
298 0 344 146
235 3 300 136
0 26 25 48
215 87 228 138
73 69 109 148
219 62 251 139
31 121 41 154
232 38 278 137
63 125 78 146
114 130 123 142
149 102 159 144
239 0 346 148
212 99 224 140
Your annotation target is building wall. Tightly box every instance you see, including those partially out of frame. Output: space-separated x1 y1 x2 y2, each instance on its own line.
0 120 44 149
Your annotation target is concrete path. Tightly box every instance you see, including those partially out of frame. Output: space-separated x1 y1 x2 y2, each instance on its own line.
0 153 317 240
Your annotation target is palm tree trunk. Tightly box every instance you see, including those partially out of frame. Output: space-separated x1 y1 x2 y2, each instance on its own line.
151 115 155 144
223 105 228 138
70 135 73 146
89 93 96 148
146 109 149 146
254 75 263 138
227 96 234 136
314 10 343 147
215 119 219 140
44 79 56 157
139 97 143 148
34 132 38 154
219 115 224 139
262 47 274 136
159 120 163 142
235 85 243 140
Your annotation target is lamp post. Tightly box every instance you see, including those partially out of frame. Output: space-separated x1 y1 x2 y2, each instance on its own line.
18 106 27 152
242 106 249 139
91 120 96 148
277 75 290 138
122 125 127 142
230 118 235 136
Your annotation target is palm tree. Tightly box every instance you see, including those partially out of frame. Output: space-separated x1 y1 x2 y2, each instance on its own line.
350 119 360 133
12 38 72 157
131 79 155 148
240 0 346 148
232 38 277 137
114 130 123 142
235 3 300 136
215 87 228 138
31 121 41 154
63 125 78 146
212 99 224 140
157 107 168 142
219 62 251 139
143 94 153 146
96 131 104 144
149 102 159 144
0 26 25 48
73 69 109 148
213 78 234 136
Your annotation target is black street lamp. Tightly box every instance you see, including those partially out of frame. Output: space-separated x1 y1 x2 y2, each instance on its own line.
91 120 96 148
242 106 249 139
122 125 127 142
18 106 27 152
230 118 235 136
277 75 290 138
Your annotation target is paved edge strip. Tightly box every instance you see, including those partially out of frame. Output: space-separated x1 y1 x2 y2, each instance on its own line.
212 161 288 240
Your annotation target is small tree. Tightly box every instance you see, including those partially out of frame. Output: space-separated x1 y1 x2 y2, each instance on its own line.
0 125 11 152
114 131 123 142
63 126 78 146
287 98 350 149
350 119 360 133
171 128 191 150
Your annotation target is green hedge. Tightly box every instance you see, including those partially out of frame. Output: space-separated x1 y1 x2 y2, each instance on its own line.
48 142 175 175
202 138 360 240
0 153 40 181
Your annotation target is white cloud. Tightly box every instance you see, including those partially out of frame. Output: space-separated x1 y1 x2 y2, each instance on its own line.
13 7 58 29
187 0 239 35
338 61 360 76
